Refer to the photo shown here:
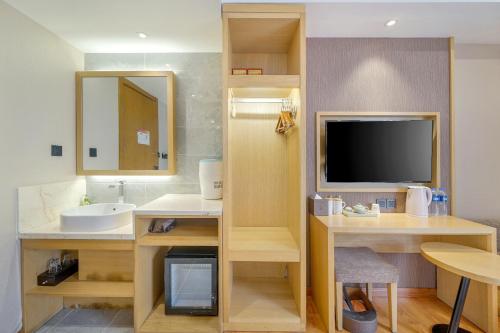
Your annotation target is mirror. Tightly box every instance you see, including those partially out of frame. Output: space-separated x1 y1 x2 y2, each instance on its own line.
76 71 175 175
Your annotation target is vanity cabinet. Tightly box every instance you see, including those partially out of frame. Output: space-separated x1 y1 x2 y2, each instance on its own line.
20 194 223 333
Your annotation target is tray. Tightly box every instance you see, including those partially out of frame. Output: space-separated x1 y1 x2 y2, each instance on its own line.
37 260 78 286
343 210 379 218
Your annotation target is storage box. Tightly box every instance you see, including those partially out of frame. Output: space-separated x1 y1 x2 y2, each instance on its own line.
37 260 79 286
247 68 263 75
232 68 247 75
308 196 329 216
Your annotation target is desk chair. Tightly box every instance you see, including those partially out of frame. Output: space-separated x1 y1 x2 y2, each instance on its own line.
335 247 399 333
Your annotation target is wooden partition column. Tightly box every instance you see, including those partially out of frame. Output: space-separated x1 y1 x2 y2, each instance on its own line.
222 4 307 332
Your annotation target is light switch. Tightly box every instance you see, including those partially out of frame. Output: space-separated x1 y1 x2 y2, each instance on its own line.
51 145 62 157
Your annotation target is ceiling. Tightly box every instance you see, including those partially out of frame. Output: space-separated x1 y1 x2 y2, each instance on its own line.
4 0 222 53
4 0 500 53
307 2 500 43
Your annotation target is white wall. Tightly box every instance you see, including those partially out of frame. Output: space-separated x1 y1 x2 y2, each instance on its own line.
0 1 83 332
455 43 500 247
83 77 119 170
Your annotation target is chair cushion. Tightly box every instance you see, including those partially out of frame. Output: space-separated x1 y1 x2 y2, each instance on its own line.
335 247 399 283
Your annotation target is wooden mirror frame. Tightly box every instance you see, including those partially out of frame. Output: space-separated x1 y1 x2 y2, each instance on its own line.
76 71 175 175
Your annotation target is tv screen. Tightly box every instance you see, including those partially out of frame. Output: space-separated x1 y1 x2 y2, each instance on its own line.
325 120 433 183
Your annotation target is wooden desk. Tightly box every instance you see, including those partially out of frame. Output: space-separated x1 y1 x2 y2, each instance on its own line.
310 213 498 333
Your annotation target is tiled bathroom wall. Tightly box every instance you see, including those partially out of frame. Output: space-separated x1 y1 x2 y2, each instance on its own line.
18 179 86 233
84 53 222 205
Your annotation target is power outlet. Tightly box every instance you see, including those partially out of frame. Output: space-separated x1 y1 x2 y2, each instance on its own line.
376 198 387 209
386 198 396 209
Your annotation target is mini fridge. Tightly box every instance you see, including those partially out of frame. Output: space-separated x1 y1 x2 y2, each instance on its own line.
164 246 218 316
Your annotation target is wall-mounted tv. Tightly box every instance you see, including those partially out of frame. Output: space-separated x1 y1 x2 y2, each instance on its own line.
325 120 433 183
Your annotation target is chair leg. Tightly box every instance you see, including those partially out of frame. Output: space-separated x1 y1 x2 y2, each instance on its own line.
366 283 373 301
336 282 343 331
388 282 398 333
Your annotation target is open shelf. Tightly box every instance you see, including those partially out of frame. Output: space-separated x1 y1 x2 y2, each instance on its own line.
228 75 300 88
137 220 218 247
229 16 300 54
226 277 301 331
229 227 299 262
139 296 219 333
26 274 133 298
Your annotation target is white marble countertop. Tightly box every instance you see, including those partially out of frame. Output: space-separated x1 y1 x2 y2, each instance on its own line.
18 222 134 240
18 194 222 240
135 193 223 217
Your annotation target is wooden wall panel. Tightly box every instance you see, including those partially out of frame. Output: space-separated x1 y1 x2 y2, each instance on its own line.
229 103 288 227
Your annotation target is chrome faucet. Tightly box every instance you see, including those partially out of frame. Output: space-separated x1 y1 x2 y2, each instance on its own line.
118 180 125 204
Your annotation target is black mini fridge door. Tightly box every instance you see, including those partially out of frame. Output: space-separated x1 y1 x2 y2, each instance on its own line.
164 247 218 316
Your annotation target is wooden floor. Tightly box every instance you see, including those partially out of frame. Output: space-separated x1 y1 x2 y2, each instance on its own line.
232 289 498 333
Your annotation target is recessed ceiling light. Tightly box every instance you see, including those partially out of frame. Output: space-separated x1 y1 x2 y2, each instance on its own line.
385 19 397 27
137 32 148 39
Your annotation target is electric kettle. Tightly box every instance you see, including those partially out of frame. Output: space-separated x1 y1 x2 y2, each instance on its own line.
405 186 432 217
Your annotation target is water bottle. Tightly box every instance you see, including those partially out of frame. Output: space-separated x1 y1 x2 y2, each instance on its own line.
429 188 439 216
439 188 448 216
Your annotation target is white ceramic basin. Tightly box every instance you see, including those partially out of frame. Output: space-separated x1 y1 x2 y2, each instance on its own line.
61 203 136 232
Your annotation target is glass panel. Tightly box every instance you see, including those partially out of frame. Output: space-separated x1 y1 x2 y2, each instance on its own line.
170 263 213 308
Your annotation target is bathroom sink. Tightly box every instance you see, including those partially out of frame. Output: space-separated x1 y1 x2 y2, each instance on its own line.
61 203 136 232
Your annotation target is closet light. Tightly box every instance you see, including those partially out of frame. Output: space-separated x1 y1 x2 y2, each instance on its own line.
232 98 285 104
385 19 397 27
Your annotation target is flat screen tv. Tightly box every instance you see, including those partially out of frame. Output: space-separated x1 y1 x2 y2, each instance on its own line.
325 120 433 183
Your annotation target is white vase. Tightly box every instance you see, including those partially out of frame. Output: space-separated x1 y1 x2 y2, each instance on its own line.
199 159 223 200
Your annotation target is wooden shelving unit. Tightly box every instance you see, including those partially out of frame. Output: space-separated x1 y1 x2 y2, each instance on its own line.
139 296 219 333
228 74 300 88
134 216 223 333
225 277 301 331
228 227 299 262
223 4 306 332
137 220 219 247
27 274 133 298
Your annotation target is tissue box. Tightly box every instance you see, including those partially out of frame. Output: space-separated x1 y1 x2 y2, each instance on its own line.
308 196 329 216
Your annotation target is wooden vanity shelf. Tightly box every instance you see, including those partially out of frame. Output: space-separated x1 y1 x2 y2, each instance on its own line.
27 274 133 298
21 239 135 333
137 220 219 247
223 4 306 332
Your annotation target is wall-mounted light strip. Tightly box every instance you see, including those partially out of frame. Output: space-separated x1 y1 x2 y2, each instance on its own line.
86 175 173 183
232 98 285 104
231 97 291 118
